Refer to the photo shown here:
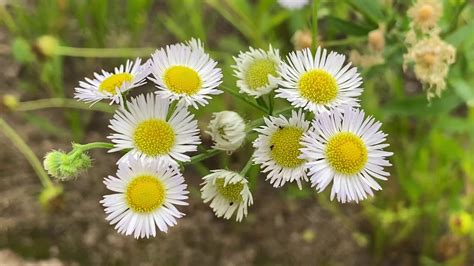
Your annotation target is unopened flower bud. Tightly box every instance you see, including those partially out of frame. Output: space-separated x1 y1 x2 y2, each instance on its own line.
449 211 473 236
207 111 246 152
368 28 385 52
292 30 313 50
2 94 19 110
38 185 63 210
34 35 59 58
43 149 92 181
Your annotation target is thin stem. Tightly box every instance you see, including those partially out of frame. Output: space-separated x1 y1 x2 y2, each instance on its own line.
14 98 115 113
0 117 53 188
240 155 254 176
73 142 114 152
220 86 267 113
184 149 221 165
323 36 366 47
268 93 275 115
246 107 293 132
55 46 156 58
312 0 319 52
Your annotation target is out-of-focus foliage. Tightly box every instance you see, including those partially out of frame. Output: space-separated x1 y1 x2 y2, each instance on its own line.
1 0 473 264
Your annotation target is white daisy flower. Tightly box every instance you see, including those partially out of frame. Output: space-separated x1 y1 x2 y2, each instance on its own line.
253 110 310 189
201 170 253 222
206 111 246 152
101 156 188 238
277 47 363 114
278 0 309 10
108 93 201 165
233 45 281 98
74 58 151 105
149 38 223 109
301 107 393 203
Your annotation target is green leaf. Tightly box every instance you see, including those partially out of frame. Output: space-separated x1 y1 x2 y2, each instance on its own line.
445 19 474 47
326 16 372 36
450 79 474 107
346 0 384 25
11 37 34 63
382 92 463 118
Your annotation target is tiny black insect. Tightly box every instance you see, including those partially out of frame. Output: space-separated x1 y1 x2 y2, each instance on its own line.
229 202 234 206
270 145 274 150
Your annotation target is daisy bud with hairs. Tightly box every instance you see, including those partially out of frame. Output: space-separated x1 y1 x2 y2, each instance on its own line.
206 111 246 152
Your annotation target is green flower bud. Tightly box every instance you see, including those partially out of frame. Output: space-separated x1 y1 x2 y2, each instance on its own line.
43 149 92 181
34 35 59 58
38 185 63 210
449 211 473 236
2 94 19 110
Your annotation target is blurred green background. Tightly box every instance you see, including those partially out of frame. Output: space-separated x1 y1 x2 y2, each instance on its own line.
1 0 473 265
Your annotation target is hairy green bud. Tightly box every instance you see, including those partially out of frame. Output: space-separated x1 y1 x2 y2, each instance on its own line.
43 149 92 181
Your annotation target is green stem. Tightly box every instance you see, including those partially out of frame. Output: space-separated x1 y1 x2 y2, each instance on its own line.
73 142 114 152
240 155 254 176
268 93 275 115
323 36 366 47
55 46 156 58
0 117 53 188
312 0 319 52
184 149 221 165
246 107 293 132
14 98 115 113
220 86 267 113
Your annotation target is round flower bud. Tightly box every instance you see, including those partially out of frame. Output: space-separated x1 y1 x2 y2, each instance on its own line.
206 111 246 152
449 211 473 236
38 185 63 210
291 30 313 50
34 35 59 58
2 94 19 110
368 28 385 52
43 150 92 181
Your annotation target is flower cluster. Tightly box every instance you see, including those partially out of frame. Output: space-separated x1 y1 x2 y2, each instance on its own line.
45 38 393 239
403 0 456 100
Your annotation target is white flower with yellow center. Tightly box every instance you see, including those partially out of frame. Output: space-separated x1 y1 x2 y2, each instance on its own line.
253 110 310 189
206 111 246 152
301 107 393 203
277 0 309 10
233 46 281 98
277 47 363 114
74 58 151 105
201 170 253 222
149 38 223 109
101 156 188 238
108 93 201 165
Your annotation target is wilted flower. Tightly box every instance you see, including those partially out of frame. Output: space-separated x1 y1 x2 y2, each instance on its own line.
207 111 246 152
368 28 385 52
403 35 455 99
407 0 442 34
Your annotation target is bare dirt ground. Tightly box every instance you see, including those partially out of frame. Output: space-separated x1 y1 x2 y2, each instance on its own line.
0 29 375 266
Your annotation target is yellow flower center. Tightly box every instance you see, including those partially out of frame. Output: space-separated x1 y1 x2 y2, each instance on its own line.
270 126 305 168
244 58 278 90
133 119 175 156
164 65 202 95
298 69 338 104
215 178 244 203
325 132 368 175
418 4 434 21
126 175 165 213
99 73 133 94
